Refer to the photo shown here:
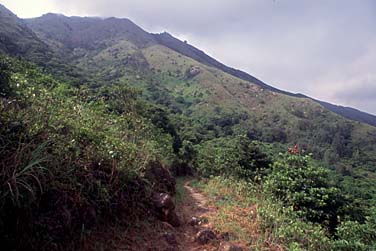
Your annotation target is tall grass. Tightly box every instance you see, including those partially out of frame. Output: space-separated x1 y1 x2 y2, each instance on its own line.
1 140 48 206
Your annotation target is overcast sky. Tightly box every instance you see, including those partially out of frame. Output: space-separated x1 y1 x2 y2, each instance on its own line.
1 0 376 115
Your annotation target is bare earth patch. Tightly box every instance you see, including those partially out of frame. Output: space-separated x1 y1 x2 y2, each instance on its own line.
83 178 248 251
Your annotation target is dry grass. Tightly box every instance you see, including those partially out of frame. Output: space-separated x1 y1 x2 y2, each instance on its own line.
196 177 287 251
195 177 335 251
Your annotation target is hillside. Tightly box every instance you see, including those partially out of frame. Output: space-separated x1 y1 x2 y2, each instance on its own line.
0 2 372 127
24 12 376 128
152 32 376 127
0 4 48 59
0 4 376 251
23 13 376 168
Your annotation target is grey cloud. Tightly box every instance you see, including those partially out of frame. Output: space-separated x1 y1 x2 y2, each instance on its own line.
337 80 376 102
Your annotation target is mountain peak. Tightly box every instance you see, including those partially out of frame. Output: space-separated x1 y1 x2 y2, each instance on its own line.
42 12 66 17
0 4 48 58
25 14 156 50
0 3 10 11
0 3 19 18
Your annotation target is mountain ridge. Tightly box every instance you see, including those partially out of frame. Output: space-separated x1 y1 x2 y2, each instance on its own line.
18 11 376 126
0 3 49 59
152 31 376 126
25 13 156 52
1 6 376 159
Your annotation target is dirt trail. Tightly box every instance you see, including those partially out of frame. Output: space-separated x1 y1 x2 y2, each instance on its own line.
174 180 217 251
83 179 220 251
183 182 208 209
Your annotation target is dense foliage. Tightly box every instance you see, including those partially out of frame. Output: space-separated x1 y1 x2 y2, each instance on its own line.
196 176 376 251
264 154 344 230
0 55 175 250
194 136 376 250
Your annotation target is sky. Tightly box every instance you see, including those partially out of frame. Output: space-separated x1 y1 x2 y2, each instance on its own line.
1 0 376 115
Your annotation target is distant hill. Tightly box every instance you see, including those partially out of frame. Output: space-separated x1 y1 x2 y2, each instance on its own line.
0 3 370 127
152 32 376 127
314 99 376 127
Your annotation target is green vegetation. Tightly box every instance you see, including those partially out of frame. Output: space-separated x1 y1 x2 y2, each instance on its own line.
193 137 376 250
195 177 333 250
195 169 376 251
0 7 375 250
0 55 175 250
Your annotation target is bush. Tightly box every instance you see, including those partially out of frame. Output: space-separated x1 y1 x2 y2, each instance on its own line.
333 209 376 251
195 136 271 180
264 154 344 231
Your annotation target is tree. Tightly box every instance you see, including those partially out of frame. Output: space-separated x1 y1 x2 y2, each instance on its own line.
237 136 271 180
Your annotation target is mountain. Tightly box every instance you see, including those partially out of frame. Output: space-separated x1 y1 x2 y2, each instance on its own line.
315 99 376 127
152 32 376 127
20 12 376 169
26 13 156 52
1 5 376 250
0 3 372 127
153 31 288 93
0 4 48 59
0 5 375 168
22 11 376 127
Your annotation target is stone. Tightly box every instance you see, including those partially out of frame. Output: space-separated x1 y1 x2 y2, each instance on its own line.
186 66 201 78
189 216 201 226
153 193 175 211
218 242 243 251
195 229 216 245
146 161 176 195
163 232 177 245
219 232 230 241
166 211 181 227
153 192 181 227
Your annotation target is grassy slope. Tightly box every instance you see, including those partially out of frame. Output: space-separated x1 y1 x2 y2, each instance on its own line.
67 39 376 173
141 44 376 164
192 176 376 251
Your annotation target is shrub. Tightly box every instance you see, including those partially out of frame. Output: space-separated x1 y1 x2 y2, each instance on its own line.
333 208 376 251
264 154 344 231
